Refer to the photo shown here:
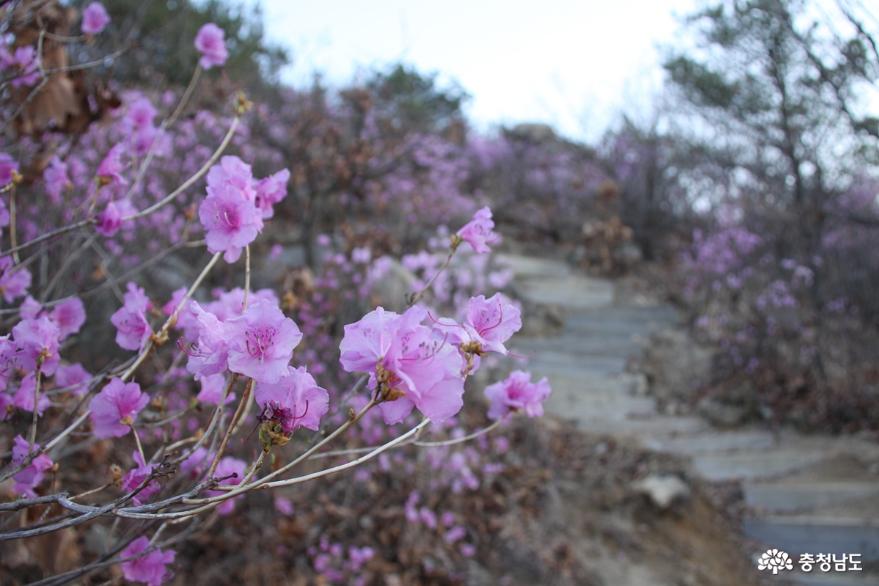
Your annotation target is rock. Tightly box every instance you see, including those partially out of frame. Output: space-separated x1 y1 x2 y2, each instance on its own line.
639 328 712 405
632 474 691 510
369 258 417 307
508 122 557 142
697 397 749 428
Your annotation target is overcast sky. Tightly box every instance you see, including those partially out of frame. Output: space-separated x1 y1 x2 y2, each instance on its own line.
256 0 697 141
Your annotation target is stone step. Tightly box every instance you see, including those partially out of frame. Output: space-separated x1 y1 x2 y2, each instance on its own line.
526 353 629 378
653 430 777 455
515 276 615 309
562 307 680 335
744 481 879 515
743 516 879 562
528 370 646 396
515 336 642 358
545 386 657 422
497 253 572 278
576 415 711 440
690 449 838 482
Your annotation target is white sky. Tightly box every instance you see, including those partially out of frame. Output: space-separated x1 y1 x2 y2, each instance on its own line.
256 0 697 141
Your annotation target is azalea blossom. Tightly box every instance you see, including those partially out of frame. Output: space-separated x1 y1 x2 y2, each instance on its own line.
13 372 51 414
43 157 71 202
96 144 127 187
254 168 290 218
199 180 263 263
0 152 19 187
182 301 230 378
196 372 234 405
12 315 61 374
89 378 149 438
81 2 110 35
255 365 329 435
226 300 302 383
180 447 210 479
484 370 551 420
96 200 124 236
54 362 91 396
8 47 39 88
208 457 246 515
10 435 53 497
339 305 466 424
0 256 31 302
121 450 161 505
194 23 228 70
452 293 522 359
120 537 176 586
49 296 86 340
110 283 152 351
456 206 500 254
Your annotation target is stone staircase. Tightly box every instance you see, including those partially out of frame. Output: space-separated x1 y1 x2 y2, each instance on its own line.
501 252 879 586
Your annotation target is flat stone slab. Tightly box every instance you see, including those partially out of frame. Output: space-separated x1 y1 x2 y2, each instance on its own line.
516 276 615 309
497 253 572 278
743 516 879 561
653 430 777 455
744 481 879 514
690 448 837 482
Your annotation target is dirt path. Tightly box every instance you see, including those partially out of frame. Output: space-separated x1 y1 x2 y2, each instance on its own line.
502 252 879 586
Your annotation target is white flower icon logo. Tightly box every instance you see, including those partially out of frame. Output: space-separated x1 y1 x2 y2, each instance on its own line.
757 549 793 574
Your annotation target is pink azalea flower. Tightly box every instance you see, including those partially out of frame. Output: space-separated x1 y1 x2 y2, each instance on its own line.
254 168 290 218
0 256 31 302
207 287 278 321
339 306 466 424
19 296 41 319
12 315 60 374
81 2 110 35
459 293 521 355
96 199 136 237
0 336 15 391
225 300 302 383
110 282 152 351
208 457 245 515
13 372 51 414
180 447 210 479
121 450 161 505
54 362 91 396
89 378 149 438
120 537 176 586
11 435 53 497
195 373 234 405
49 296 86 340
206 156 256 199
9 47 39 88
96 144 127 186
456 206 500 254
96 201 122 236
484 370 551 420
255 366 329 434
162 287 187 317
0 152 19 187
43 157 70 201
127 96 157 129
182 302 229 378
194 23 229 70
274 496 294 516
199 181 263 262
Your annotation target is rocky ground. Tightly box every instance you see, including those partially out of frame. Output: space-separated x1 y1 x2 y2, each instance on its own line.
503 249 879 586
